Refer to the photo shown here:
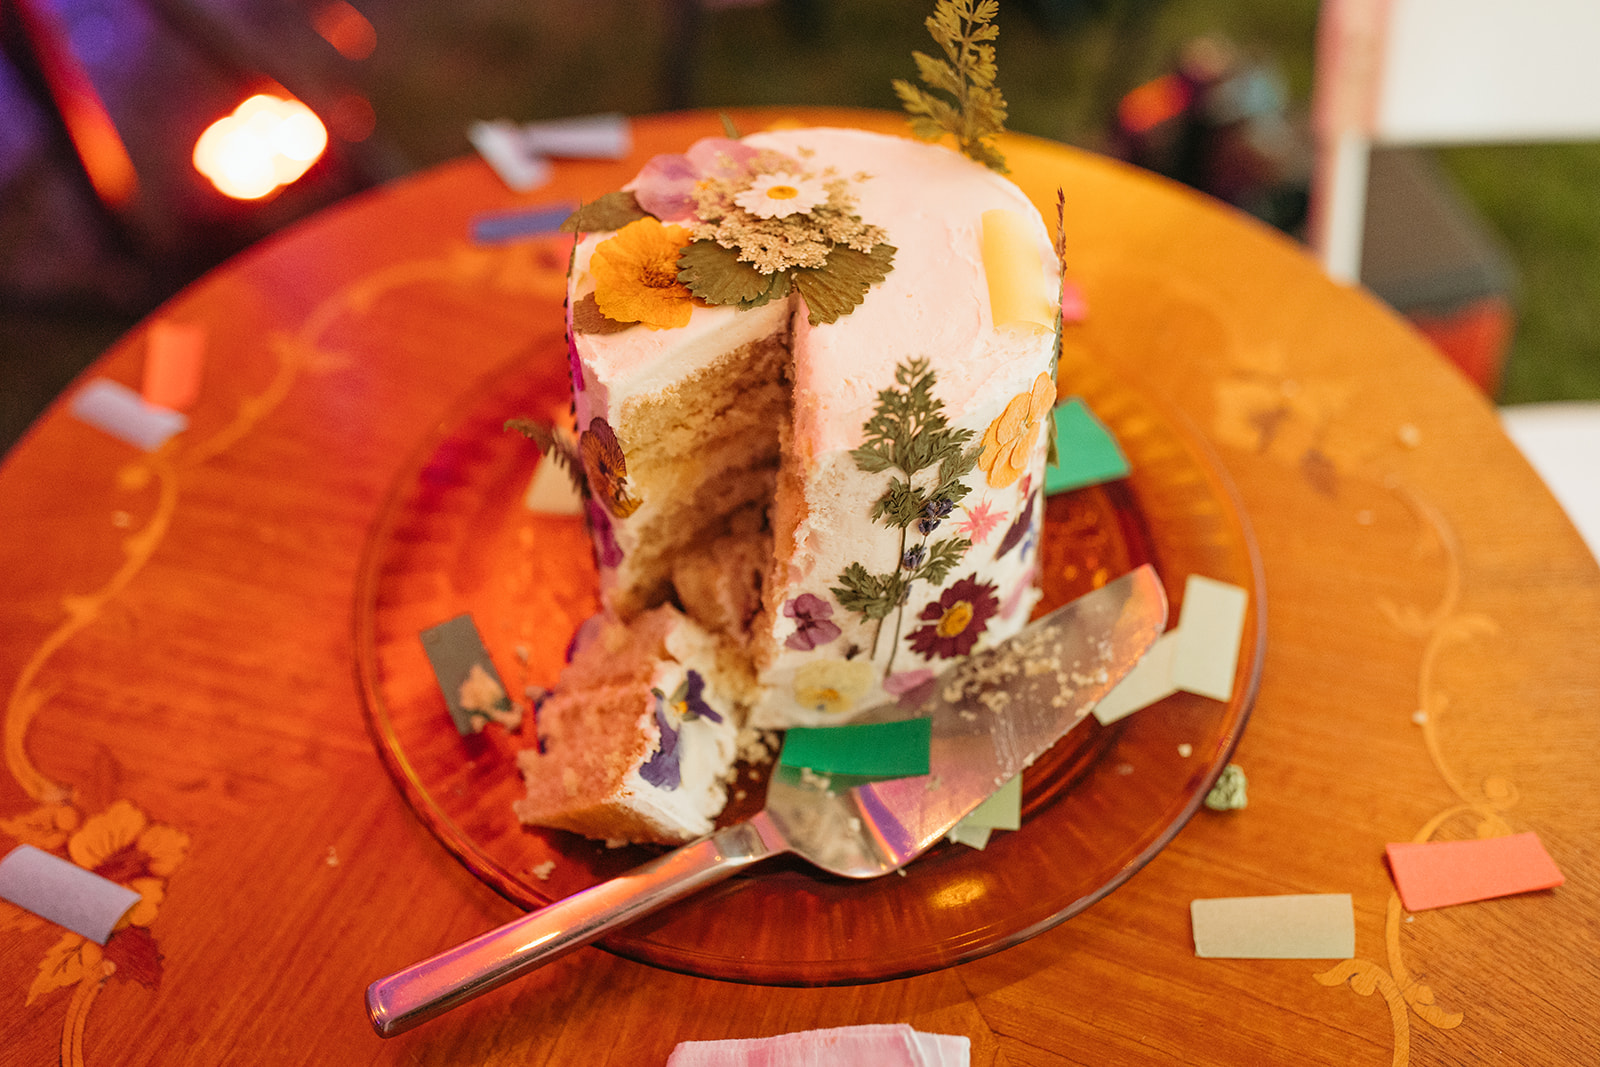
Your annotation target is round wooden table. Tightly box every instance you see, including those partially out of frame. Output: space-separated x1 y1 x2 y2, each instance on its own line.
3 109 1596 1066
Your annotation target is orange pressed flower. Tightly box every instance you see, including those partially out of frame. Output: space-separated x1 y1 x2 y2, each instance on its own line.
978 371 1057 488
580 418 641 519
590 217 695 329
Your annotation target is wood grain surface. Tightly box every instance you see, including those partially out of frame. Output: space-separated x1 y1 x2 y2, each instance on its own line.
2 109 1596 1066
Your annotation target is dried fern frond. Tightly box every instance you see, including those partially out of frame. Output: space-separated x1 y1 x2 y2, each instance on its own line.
891 0 1009 173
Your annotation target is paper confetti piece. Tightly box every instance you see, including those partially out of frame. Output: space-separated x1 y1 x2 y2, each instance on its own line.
469 114 632 192
1093 574 1249 724
0 845 141 945
1059 277 1088 323
1191 894 1355 959
141 320 206 410
1045 398 1130 495
1171 575 1249 701
779 718 931 778
961 772 1021 831
468 121 551 191
1092 631 1178 725
667 1024 969 1067
70 378 187 451
507 112 632 159
471 203 578 244
948 774 1021 849
945 823 993 850
1385 833 1564 912
522 456 584 515
419 614 519 735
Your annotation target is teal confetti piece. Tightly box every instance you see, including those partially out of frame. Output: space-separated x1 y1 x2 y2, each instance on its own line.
779 718 931 778
1045 398 1130 495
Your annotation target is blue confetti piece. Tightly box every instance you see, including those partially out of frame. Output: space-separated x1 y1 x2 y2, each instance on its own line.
470 203 577 245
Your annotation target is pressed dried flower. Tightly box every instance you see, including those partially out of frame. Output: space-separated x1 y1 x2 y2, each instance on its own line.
589 217 695 330
978 371 1056 488
735 173 828 219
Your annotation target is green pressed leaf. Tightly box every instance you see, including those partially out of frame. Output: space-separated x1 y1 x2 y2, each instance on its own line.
913 51 962 96
916 537 972 586
677 240 775 306
792 243 896 326
737 267 791 311
571 293 635 334
559 191 649 233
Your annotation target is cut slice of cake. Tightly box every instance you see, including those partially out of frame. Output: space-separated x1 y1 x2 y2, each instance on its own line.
513 606 746 845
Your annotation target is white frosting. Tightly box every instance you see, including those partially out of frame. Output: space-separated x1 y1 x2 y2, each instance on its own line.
568 128 1060 729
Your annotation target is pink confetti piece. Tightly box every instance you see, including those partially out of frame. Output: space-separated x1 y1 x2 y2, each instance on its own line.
667 1024 969 1067
1386 833 1564 912
142 320 206 410
1060 277 1088 323
0 845 141 945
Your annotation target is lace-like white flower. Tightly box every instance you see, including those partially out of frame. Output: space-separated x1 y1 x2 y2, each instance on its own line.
733 173 828 219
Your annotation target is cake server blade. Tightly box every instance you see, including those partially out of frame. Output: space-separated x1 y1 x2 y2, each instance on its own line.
366 565 1166 1036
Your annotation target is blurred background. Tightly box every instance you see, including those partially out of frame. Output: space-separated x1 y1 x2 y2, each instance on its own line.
3 0 1599 455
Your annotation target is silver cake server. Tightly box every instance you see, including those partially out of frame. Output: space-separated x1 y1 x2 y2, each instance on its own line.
366 564 1166 1036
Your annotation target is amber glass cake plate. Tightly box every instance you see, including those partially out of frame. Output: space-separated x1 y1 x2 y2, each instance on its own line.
354 339 1264 985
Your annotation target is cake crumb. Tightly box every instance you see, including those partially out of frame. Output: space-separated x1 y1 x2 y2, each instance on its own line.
1412 710 1428 725
1397 423 1422 448
1177 743 1193 758
325 846 339 867
529 860 556 881
110 510 131 528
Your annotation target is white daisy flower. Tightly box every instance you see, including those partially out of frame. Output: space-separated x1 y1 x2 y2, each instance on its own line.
734 172 827 219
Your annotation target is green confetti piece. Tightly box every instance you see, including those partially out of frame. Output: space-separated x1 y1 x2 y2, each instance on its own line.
958 772 1021 831
779 718 932 778
1045 398 1130 495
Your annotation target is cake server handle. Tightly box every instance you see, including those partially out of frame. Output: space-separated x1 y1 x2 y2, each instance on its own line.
365 815 784 1037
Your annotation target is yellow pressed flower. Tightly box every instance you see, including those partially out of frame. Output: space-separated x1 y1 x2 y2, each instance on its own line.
978 371 1056 488
791 658 874 715
590 217 695 329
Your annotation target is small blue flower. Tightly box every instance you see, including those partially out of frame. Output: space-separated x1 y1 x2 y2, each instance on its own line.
902 544 927 570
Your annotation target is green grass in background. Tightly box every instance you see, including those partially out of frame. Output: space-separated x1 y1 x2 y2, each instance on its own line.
1441 143 1600 403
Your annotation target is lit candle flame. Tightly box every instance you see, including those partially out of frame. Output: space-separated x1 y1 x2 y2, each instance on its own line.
193 95 328 200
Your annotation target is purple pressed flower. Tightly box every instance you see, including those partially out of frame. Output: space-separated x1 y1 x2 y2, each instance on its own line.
563 299 585 397
629 137 760 223
783 592 842 651
680 669 722 724
995 490 1038 560
918 496 955 536
586 498 624 568
638 694 681 790
902 544 927 570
